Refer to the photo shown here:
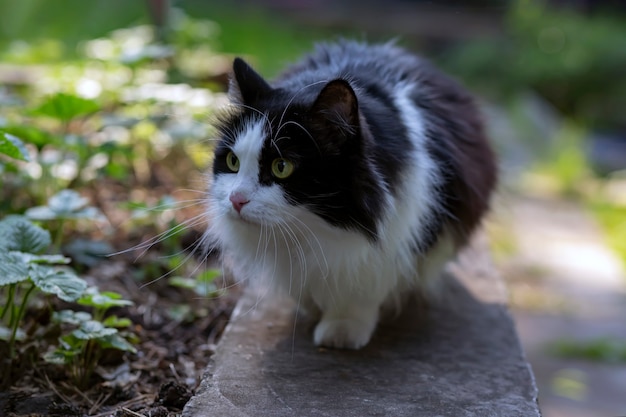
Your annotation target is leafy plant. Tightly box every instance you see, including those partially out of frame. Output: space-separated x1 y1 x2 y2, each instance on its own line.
0 132 30 161
0 216 87 358
550 337 626 363
45 288 136 388
169 268 221 298
25 189 107 250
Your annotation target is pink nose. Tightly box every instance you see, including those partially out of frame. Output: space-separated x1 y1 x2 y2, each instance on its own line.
229 192 250 214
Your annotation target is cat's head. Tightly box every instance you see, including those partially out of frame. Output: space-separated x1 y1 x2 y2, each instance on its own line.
209 58 383 239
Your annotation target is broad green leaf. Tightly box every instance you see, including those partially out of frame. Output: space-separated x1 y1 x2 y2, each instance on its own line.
78 287 133 309
98 333 137 353
52 309 92 325
26 190 106 222
0 325 26 341
63 239 112 267
13 252 71 265
72 320 117 340
30 266 87 302
0 132 30 161
0 216 51 253
32 92 100 122
198 269 221 284
169 276 196 290
0 252 30 285
0 125 54 148
48 189 89 214
43 347 79 364
102 315 132 328
23 206 57 221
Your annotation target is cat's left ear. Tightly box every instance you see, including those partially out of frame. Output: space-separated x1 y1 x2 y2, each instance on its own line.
311 79 360 141
230 57 273 104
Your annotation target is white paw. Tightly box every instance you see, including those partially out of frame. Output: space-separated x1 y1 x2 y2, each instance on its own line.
313 317 377 349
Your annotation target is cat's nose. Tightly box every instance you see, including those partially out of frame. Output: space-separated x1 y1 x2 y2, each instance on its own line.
229 192 250 214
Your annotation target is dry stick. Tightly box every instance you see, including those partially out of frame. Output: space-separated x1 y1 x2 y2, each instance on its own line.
89 391 114 416
120 407 147 417
90 394 153 417
43 373 73 405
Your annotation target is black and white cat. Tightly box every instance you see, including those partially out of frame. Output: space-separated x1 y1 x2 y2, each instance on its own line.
205 40 496 349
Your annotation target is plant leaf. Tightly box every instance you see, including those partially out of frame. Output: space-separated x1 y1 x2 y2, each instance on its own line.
99 333 137 353
0 252 30 285
169 276 196 290
0 132 30 161
0 125 54 148
32 92 100 122
102 315 132 328
48 189 89 213
72 320 117 340
30 266 87 302
23 206 58 221
52 309 92 325
63 239 112 267
0 325 26 341
78 288 133 309
44 346 79 364
14 252 71 265
0 216 51 253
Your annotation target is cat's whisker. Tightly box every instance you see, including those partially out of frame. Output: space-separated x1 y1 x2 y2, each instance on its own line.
109 212 208 258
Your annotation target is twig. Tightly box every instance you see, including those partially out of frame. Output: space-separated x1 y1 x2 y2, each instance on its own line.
43 373 73 405
120 407 146 417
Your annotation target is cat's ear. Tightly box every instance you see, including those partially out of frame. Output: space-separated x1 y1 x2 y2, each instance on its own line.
311 79 360 141
229 57 273 105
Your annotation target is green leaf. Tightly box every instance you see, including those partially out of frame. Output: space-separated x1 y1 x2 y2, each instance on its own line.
98 333 137 353
169 276 196 290
72 320 117 340
25 190 106 222
0 132 30 161
0 252 30 285
30 266 87 302
12 252 71 265
0 325 26 342
78 287 133 309
0 216 51 253
44 346 79 364
32 92 100 122
48 189 89 213
23 206 57 221
52 309 92 325
0 125 54 148
102 315 132 328
63 239 113 267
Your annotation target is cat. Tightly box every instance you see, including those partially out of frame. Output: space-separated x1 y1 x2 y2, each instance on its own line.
205 40 497 349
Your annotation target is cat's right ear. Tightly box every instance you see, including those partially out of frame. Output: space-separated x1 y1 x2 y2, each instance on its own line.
230 58 273 105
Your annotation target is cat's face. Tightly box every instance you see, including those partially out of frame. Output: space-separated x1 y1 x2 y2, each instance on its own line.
209 59 381 237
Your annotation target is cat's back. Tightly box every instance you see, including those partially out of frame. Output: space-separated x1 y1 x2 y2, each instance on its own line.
275 40 424 91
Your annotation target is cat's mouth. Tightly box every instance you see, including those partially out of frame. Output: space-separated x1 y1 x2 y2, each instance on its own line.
229 210 258 226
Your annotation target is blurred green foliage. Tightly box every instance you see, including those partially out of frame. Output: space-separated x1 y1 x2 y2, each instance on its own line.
441 0 626 130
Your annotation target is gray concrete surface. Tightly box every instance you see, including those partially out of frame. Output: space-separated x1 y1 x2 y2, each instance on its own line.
183 238 540 417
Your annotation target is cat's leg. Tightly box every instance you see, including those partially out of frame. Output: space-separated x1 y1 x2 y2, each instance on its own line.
313 301 380 349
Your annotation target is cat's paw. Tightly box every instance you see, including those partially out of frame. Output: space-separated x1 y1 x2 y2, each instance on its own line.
313 317 376 349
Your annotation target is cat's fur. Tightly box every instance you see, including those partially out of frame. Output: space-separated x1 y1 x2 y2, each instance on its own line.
205 40 496 349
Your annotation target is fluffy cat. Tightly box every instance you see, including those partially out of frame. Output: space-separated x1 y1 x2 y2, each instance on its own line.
205 40 496 349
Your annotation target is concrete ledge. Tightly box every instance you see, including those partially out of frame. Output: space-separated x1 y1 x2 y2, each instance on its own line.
183 238 541 417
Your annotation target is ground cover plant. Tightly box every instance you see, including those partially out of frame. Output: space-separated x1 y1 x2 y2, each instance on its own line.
0 11 241 416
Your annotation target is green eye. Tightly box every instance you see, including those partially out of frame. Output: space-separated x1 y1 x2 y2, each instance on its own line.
226 151 240 172
271 158 295 179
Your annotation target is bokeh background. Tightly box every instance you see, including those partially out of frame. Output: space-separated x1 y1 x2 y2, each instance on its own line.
1 1 625 416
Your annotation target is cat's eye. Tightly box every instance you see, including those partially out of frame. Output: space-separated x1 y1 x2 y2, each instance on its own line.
225 151 240 172
271 158 295 179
